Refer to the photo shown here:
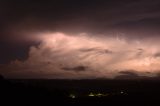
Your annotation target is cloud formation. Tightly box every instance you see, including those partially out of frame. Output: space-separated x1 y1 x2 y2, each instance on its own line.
1 0 160 42
62 66 87 72
1 32 160 79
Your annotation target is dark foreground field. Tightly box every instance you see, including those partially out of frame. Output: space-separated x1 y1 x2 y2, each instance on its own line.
1 77 160 106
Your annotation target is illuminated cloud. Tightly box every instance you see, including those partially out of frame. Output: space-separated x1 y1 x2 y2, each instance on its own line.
1 32 160 79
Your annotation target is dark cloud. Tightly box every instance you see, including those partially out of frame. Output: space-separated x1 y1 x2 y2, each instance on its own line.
0 41 33 64
115 70 160 80
102 49 113 54
79 47 101 52
115 71 150 80
119 70 138 76
1 0 160 37
137 48 143 51
79 48 113 54
62 66 87 72
154 53 160 58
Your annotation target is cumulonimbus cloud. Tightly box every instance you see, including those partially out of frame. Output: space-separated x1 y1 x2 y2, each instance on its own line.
1 32 160 79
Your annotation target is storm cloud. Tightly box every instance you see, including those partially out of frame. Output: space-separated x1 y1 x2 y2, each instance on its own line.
1 0 160 41
0 32 160 79
1 0 160 79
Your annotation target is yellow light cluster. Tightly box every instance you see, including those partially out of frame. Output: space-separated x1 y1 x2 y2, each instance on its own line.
88 92 109 97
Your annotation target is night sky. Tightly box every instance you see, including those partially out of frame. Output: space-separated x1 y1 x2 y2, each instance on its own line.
1 0 160 79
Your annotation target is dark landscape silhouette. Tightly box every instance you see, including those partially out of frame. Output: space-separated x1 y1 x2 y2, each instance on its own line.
1 74 160 105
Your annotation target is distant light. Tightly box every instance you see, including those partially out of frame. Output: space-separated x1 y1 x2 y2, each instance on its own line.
69 94 76 98
120 91 124 94
88 92 95 97
88 92 109 97
97 93 103 97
